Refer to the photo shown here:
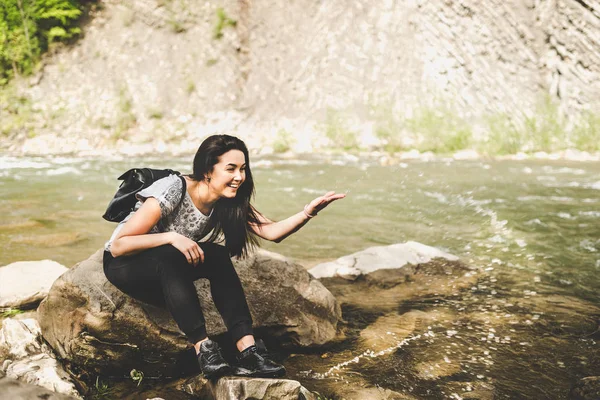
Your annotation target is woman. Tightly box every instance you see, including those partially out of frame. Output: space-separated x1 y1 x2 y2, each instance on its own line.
103 134 345 379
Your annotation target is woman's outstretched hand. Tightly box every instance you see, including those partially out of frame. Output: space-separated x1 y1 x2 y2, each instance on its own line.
305 191 346 216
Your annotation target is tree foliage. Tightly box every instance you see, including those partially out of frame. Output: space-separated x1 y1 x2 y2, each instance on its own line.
0 0 86 85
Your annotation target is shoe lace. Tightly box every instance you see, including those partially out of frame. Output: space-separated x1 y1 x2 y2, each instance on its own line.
202 344 226 364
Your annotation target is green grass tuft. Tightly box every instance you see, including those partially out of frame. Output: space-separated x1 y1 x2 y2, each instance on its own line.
0 308 25 318
91 377 113 399
213 8 237 40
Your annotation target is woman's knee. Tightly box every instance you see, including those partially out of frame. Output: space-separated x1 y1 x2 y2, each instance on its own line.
202 244 233 265
147 244 188 266
202 244 239 277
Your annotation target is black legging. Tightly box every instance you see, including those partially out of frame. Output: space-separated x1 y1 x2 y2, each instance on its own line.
103 242 253 344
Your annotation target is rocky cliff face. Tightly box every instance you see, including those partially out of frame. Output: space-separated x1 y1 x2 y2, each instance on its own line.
1 0 599 155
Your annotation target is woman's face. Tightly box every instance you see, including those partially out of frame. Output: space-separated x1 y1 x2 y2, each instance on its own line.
208 149 246 198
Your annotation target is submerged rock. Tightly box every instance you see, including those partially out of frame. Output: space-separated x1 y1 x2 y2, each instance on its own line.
0 260 68 308
0 318 81 398
182 375 315 400
414 359 462 381
37 248 341 377
320 258 475 310
569 376 600 400
308 242 458 280
359 310 455 352
0 375 79 400
11 232 87 248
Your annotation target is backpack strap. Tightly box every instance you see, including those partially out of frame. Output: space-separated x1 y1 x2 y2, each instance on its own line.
176 175 186 211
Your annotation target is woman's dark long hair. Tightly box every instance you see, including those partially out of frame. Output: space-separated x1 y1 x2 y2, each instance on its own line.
190 134 263 258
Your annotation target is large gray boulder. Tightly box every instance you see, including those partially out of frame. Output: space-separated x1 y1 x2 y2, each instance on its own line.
37 248 341 377
0 260 68 308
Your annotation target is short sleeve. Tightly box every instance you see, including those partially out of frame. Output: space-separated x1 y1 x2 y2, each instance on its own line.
136 175 184 219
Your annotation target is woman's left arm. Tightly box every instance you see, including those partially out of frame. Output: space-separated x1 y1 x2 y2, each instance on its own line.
250 191 345 243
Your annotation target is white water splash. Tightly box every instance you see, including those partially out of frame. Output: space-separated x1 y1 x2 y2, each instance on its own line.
579 211 600 218
541 166 586 175
517 195 575 202
0 157 52 169
456 195 511 239
43 166 83 176
311 334 422 379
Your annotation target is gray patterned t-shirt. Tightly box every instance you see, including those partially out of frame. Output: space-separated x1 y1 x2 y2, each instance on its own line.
104 175 213 252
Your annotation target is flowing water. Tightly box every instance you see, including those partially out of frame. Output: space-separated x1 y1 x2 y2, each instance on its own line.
1 154 599 399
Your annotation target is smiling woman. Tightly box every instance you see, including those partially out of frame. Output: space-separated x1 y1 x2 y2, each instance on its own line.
102 134 345 380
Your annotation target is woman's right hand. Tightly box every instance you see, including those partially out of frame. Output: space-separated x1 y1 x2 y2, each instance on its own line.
169 232 204 265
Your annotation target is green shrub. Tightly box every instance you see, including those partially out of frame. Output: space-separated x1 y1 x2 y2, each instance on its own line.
405 108 472 153
522 96 566 152
482 113 524 155
0 0 91 84
273 129 294 153
0 87 34 137
322 108 359 150
570 110 600 152
370 100 405 152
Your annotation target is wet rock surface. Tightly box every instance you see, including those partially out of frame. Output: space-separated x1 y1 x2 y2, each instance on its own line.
37 248 340 378
283 247 600 399
0 374 79 400
282 251 480 398
319 257 476 310
569 376 600 400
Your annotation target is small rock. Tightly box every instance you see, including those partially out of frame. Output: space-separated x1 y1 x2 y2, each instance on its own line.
11 232 86 248
414 359 462 380
360 310 454 352
453 149 480 160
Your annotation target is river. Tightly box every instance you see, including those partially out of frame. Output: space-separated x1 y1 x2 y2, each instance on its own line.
1 154 599 399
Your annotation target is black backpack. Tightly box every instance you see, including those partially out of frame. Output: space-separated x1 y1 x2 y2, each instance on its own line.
102 168 186 222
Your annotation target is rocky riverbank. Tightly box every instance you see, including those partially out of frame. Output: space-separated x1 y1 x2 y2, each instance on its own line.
2 0 600 159
0 241 485 399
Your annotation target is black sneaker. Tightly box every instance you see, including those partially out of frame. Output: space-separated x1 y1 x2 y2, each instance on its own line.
235 341 286 378
197 339 232 379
